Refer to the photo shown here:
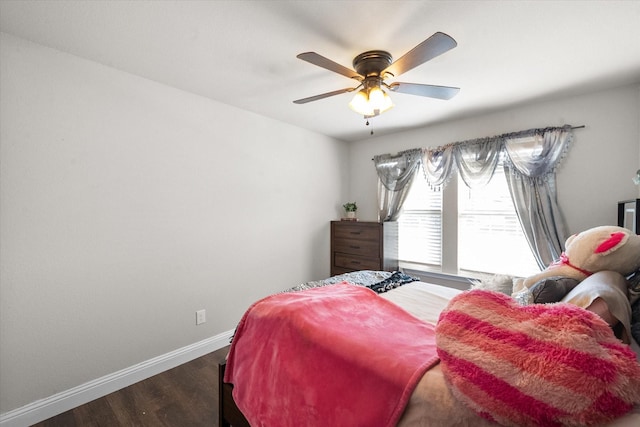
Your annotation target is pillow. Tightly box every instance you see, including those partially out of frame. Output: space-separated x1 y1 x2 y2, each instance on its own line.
512 276 580 305
528 276 580 303
561 271 632 343
628 269 640 305
435 289 640 427
470 274 515 295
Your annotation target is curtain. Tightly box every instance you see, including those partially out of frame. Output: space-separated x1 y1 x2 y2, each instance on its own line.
377 125 574 270
503 172 566 269
422 145 455 189
421 137 504 190
454 137 503 189
503 126 573 268
373 149 422 221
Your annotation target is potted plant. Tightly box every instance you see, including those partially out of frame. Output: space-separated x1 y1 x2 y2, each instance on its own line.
343 202 357 219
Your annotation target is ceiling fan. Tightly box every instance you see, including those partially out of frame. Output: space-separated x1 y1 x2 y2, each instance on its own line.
293 32 460 118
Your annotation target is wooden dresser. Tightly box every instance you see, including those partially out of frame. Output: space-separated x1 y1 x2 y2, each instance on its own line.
330 221 398 276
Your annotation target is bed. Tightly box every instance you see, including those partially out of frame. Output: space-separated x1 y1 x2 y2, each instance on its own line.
218 270 640 427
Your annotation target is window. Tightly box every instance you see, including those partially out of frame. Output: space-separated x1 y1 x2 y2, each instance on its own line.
398 175 442 267
398 166 539 278
458 167 539 277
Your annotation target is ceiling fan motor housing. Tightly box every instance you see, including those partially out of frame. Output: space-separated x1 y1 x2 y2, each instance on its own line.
352 50 393 77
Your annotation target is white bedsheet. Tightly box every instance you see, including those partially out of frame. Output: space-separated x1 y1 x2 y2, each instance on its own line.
380 281 461 325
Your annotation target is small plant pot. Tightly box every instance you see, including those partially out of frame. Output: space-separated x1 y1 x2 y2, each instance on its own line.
346 211 356 219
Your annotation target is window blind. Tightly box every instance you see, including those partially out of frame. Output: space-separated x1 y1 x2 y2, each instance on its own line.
398 173 442 266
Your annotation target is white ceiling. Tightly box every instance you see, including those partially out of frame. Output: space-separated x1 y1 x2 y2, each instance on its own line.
1 0 640 142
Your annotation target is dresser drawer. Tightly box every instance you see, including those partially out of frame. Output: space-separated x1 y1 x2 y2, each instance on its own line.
332 238 380 257
330 221 398 277
334 253 381 271
332 223 380 242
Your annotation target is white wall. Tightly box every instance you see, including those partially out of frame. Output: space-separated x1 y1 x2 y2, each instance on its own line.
0 33 348 415
349 84 640 235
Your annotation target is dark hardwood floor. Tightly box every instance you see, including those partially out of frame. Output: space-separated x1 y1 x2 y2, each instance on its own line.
32 346 229 427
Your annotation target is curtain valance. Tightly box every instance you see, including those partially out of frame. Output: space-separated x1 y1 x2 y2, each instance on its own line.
422 125 573 190
373 149 422 221
373 148 422 191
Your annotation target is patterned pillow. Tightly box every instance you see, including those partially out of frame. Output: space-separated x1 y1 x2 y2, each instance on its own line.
435 290 640 427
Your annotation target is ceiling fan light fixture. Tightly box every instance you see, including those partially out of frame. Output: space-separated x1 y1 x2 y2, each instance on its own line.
348 84 394 117
368 86 385 109
349 89 369 114
380 90 394 112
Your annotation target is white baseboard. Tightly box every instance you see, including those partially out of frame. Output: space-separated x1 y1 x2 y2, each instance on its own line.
0 330 234 427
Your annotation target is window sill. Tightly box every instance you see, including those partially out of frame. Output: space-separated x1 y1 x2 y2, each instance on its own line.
399 263 476 291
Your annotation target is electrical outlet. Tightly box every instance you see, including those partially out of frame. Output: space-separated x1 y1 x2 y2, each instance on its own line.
196 309 206 325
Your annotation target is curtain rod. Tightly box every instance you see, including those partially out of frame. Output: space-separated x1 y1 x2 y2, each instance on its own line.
371 125 585 160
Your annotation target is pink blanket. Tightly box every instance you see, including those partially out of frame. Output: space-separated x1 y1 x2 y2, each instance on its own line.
436 290 640 427
224 283 439 427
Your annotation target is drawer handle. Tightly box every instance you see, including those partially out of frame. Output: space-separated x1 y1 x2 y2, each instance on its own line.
349 245 361 249
351 261 361 265
349 231 362 235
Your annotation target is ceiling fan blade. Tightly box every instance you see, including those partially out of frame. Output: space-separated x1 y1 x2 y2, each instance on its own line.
383 32 457 78
389 82 459 100
293 87 356 104
297 52 363 81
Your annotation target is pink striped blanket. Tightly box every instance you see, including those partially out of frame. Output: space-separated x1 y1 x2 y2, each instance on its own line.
436 290 640 427
224 283 439 427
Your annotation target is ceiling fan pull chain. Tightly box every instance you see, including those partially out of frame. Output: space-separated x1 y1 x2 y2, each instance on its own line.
365 117 374 135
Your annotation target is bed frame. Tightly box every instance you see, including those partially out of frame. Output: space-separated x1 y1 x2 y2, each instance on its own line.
217 345 250 427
